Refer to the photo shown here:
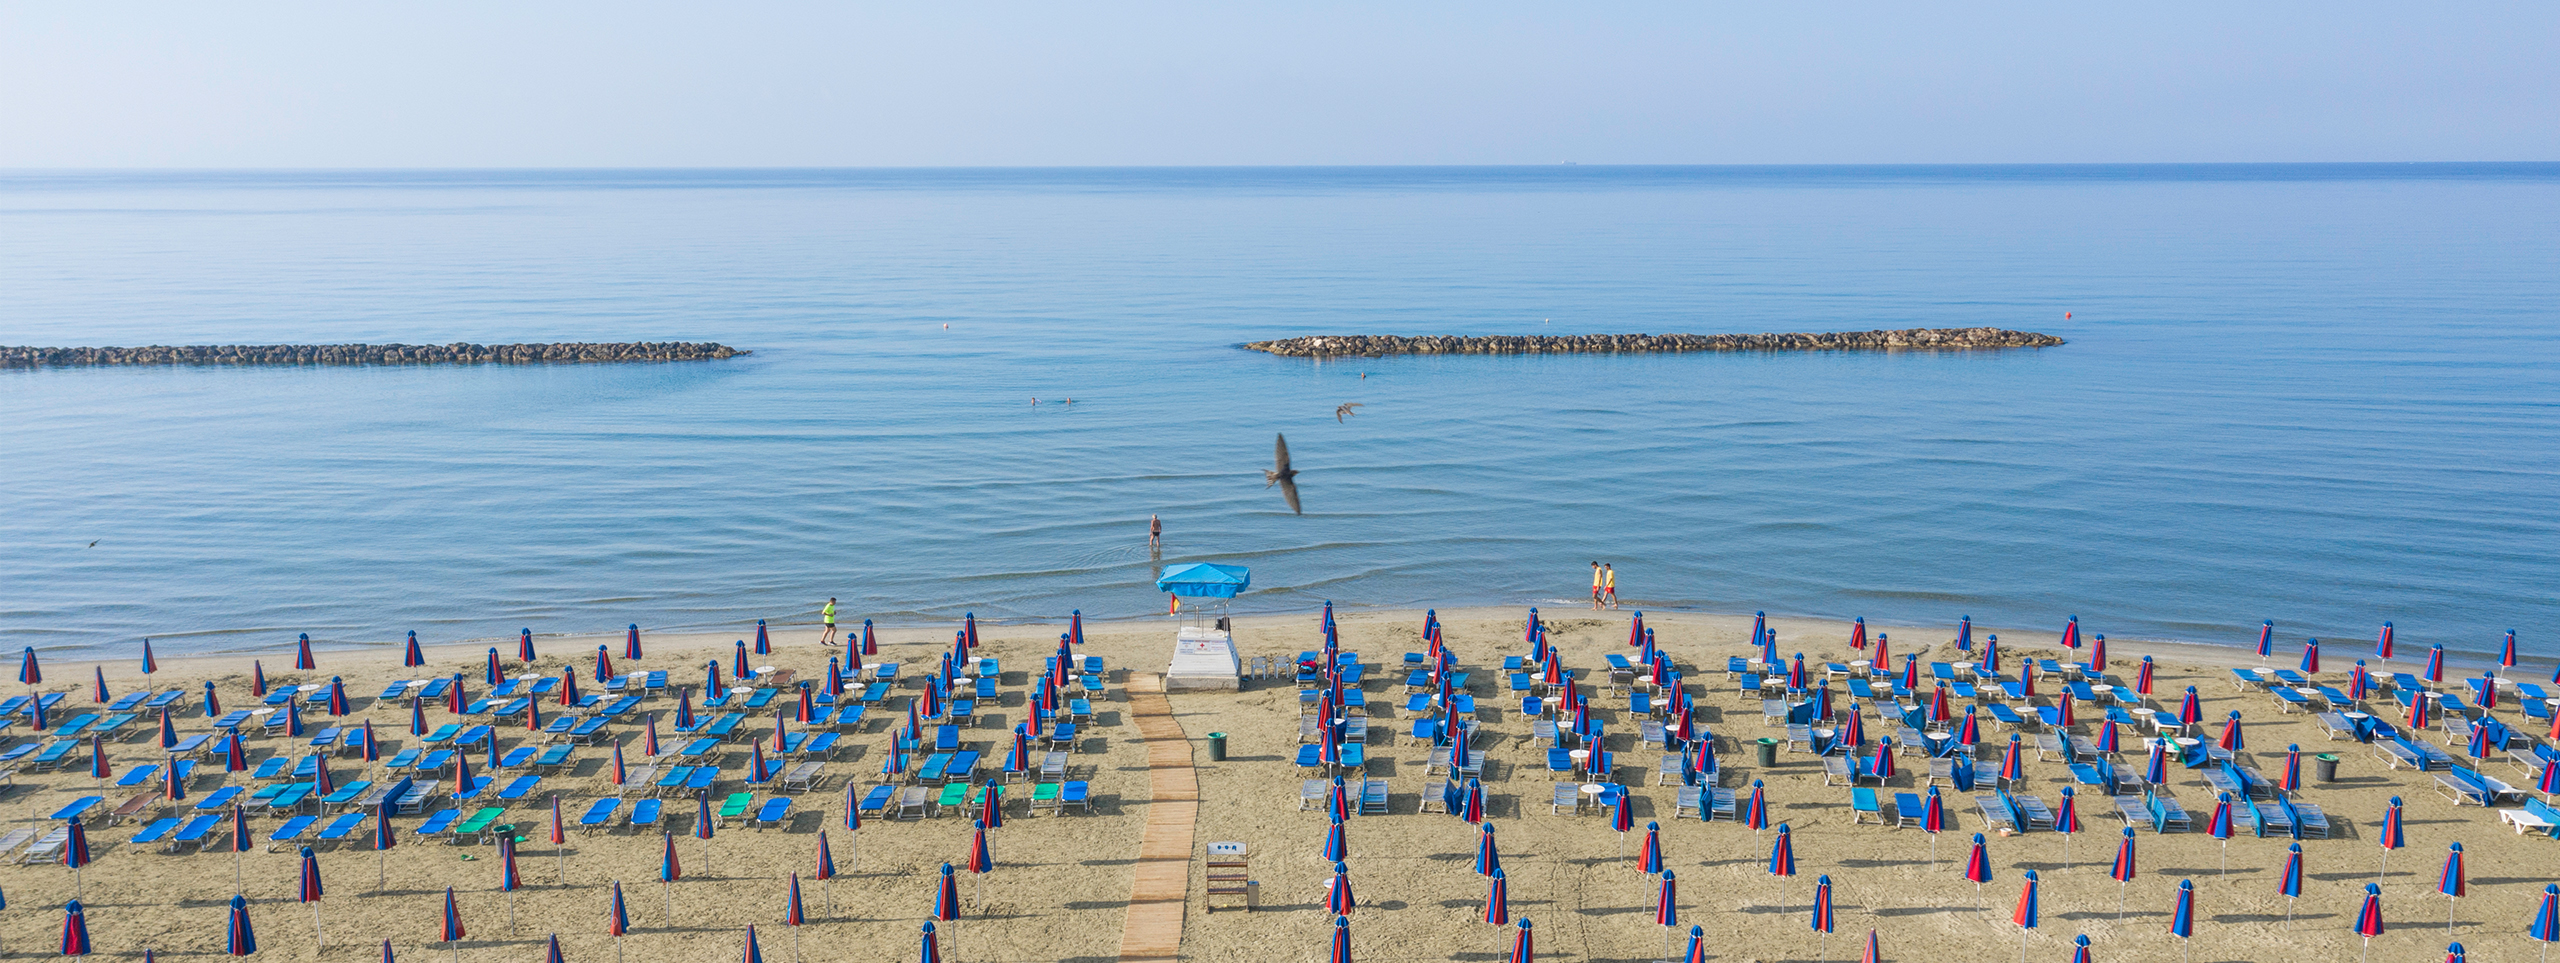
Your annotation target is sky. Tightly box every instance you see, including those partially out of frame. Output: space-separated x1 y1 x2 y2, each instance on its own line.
2 2 2554 168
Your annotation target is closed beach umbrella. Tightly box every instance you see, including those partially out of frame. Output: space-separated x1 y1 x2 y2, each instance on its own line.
1923 786 1946 856
1458 778 1484 823
2410 689 2433 729
860 619 876 656
87 737 110 782
2014 870 2041 963
252 661 267 697
2178 687 2202 730
755 620 771 656
674 689 695 733
2096 720 2119 756
2219 712 2245 753
1789 653 1807 692
59 900 91 957
1981 634 1999 674
2479 671 2500 711
498 836 523 931
558 667 579 707
625 624 644 661
18 647 39 687
1872 737 1896 780
310 755 334 796
705 660 722 697
452 751 473 798
2527 884 2558 962
515 629 535 664
782 874 806 960
2283 745 2303 792
297 845 324 948
1930 685 1952 725
1507 918 1532 963
813 833 836 913
1328 861 1356 914
2145 741 2168 786
2425 643 2446 684
1639 822 1662 876
2061 616 2081 653
448 675 466 715
438 887 467 949
1476 824 1501 876
748 742 769 785
2058 692 2076 730
2439 842 2466 933
93 666 110 704
2054 787 2082 866
544 935 564 963
296 634 317 671
2379 796 2406 881
2376 622 2395 662
204 680 221 716
733 642 750 682
2502 629 2520 675
1900 654 1920 693
2109 827 2137 919
1484 869 1509 925
1858 929 1879 963
226 894 258 956
1959 706 1981 748
286 700 304 738
2356 883 2386 962
373 804 395 890
485 649 501 687
658 834 681 918
1809 873 1833 958
404 632 425 668
1871 632 1892 672
1745 780 1769 832
609 741 627 787
2254 620 2273 661
1328 916 1351 963
1322 812 1346 862
826 659 845 698
63 819 91 899
1839 704 1865 750
739 926 762 963
2136 656 2156 696
795 686 813 725
1965 833 1994 908
2091 634 2107 671
164 753 188 803
1768 824 1796 903
2170 878 2195 962
2282 842 2305 923
649 711 666 755
2302 638 2322 675
327 677 349 716
2069 933 2092 963
2000 735 2026 784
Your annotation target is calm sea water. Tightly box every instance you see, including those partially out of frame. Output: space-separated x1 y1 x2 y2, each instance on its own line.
3 166 2556 666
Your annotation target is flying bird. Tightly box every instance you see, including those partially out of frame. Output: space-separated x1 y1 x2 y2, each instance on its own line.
1335 402 1362 423
1264 433 1301 514
87 540 98 548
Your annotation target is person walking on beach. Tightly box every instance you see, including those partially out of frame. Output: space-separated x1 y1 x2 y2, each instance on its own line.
1603 563 1618 609
1591 561 1604 610
819 597 839 647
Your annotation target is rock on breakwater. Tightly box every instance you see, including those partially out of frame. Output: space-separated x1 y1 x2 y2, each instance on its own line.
1243 327 2063 357
0 342 748 368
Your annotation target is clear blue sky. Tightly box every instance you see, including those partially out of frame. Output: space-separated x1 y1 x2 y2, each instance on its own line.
4 2 2553 167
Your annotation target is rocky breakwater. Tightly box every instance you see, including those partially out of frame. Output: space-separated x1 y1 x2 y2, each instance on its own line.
1243 327 2063 357
0 342 748 368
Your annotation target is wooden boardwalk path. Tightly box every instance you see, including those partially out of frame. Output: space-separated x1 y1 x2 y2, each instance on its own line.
1117 674 1198 961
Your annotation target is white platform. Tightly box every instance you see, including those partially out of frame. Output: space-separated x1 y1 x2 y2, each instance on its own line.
1167 626 1241 692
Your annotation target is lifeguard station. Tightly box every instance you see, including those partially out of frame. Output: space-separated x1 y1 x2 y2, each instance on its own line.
1158 562 1247 691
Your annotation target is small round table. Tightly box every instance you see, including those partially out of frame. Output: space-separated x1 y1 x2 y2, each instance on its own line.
2342 711 2370 721
2091 684 2116 704
2131 707 2158 731
729 686 755 696
1578 782 1606 812
1850 660 1872 677
757 665 777 677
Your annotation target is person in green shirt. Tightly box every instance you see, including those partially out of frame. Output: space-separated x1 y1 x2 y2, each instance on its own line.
820 598 839 647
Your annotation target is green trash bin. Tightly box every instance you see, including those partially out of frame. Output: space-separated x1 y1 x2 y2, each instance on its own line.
1207 732 1228 762
2314 753 2339 783
1755 737 1780 767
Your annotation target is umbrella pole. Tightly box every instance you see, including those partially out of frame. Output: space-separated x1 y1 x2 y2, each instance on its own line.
559 844 566 884
2116 881 2126 921
2220 841 2226 878
616 935 623 963
792 927 801 963
2449 894 2455 935
508 889 517 933
664 882 672 924
380 850 387 892
2062 837 2070 874
312 902 324 950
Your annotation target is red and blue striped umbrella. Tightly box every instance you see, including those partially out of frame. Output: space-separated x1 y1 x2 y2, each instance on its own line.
2539 757 2560 798
1958 707 1980 748
1875 633 1893 672
2283 745 2303 792
310 755 334 796
1768 824 1796 879
1462 778 1486 824
2302 638 2322 675
204 680 220 715
2219 712 2245 753
360 719 379 763
1627 612 1645 648
1475 823 1501 876
2502 630 2520 674
695 793 716 842
859 619 876 656
915 922 941 963
609 741 627 787
2526 883 2558 949
402 632 425 668
740 925 763 963
2096 720 2120 756
2110 828 2137 883
1327 862 1356 914
2254 620 2273 660
2424 643 2446 684
485 650 501 687
1328 916 1352 963
1484 869 1508 925
1924 786 1946 834
1639 822 1663 876
229 804 253 855
1745 781 1770 831
1508 918 1532 963
298 844 324 909
1811 874 1834 934
814 831 836 884
2058 692 2076 730
447 675 466 715
1929 686 1951 725
1964 833 1993 884
755 620 771 657
707 660 724 698
1899 655 1919 693
981 784 1003 830
2145 741 2170 786
660 833 682 882
139 637 158 675
1788 653 1808 692
2209 793 2235 843
783 872 806 926
626 624 644 661
2061 616 2081 652
932 863 960 921
1685 925 1710 963
160 752 188 802
2377 622 2395 661
2069 933 2092 963
85 665 104 704
1657 870 1679 927
2170 877 2195 939
286 699 305 738
18 646 40 686
2136 656 2156 696
733 642 750 683
2091 634 2107 671
603 879 630 938
967 821 993 876
2281 843 2305 924
2000 735 2026 783
2439 842 2466 904
843 781 861 832
438 887 466 943
2410 689 2434 729
646 712 664 756
542 935 564 963
1613 789 1634 835
2177 687 2201 728
252 660 267 697
2356 883 2386 939
223 894 257 956
1849 617 1867 651
1322 812 1346 862
1839 704 1865 750
1871 738 1896 780
451 746 474 796
1857 929 1878 963
296 633 318 671
748 742 769 785
59 900 91 957
826 659 845 699
2056 787 2082 836
795 686 814 724
2012 869 2039 930
88 736 110 781
558 667 580 708
499 835 522 900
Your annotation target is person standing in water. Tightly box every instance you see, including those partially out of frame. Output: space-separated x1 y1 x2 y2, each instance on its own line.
1602 563 1618 609
1149 514 1162 552
819 597 838 647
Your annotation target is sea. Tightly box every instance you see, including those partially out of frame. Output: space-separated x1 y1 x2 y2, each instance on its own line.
2 165 2556 668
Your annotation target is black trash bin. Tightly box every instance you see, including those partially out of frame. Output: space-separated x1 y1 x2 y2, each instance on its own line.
1755 737 1780 767
2315 753 2339 783
1207 732 1228 762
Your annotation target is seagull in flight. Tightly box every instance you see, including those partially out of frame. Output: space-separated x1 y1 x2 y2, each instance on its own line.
1335 402 1362 423
1265 433 1301 514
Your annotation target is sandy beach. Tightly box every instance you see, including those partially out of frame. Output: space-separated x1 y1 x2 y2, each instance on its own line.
5 608 2554 962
